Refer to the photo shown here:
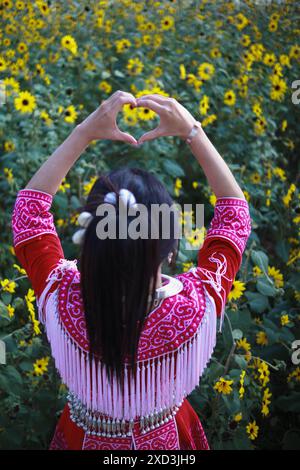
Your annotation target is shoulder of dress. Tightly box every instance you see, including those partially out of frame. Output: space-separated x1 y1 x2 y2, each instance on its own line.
37 258 87 346
137 271 207 361
55 265 89 351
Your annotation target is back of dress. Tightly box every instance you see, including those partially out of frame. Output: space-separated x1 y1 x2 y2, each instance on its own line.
12 189 251 450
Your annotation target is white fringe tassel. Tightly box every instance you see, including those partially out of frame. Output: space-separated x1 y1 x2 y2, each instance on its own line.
40 284 217 421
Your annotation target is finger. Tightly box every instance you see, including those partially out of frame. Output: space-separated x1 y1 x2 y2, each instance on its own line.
117 130 138 145
138 126 162 144
135 98 165 114
106 92 136 112
112 97 137 114
137 94 169 105
115 92 137 106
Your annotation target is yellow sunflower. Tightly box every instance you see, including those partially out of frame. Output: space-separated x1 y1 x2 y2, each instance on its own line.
61 35 78 55
254 116 267 135
256 331 268 346
179 64 186 80
98 80 112 94
197 62 215 81
250 172 261 184
17 42 28 54
64 105 77 123
174 178 182 197
126 57 144 76
115 38 131 53
246 420 259 440
263 53 276 66
224 90 236 106
214 377 233 395
202 114 217 127
290 44 300 60
268 20 278 32
199 95 209 115
3 77 20 96
270 75 287 101
14 91 36 113
4 140 15 152
228 280 246 301
161 16 174 31
280 314 289 326
122 104 138 126
33 357 50 376
0 56 8 72
236 337 251 352
268 266 284 288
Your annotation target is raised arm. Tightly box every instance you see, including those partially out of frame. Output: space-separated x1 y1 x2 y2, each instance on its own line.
11 91 138 302
25 91 138 196
136 94 245 200
135 94 251 325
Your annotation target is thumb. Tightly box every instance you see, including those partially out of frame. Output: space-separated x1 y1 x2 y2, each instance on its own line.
117 131 138 145
138 127 161 144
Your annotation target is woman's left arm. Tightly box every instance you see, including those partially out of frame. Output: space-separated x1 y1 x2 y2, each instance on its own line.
12 91 138 300
26 91 138 195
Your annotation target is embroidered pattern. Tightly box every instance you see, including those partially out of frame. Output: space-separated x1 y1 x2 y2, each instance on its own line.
49 430 68 450
206 197 251 257
181 417 209 450
81 417 180 450
12 189 56 247
133 419 179 450
37 258 78 324
55 267 207 360
82 433 132 450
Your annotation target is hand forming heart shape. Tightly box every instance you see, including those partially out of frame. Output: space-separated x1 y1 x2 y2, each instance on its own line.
77 90 197 146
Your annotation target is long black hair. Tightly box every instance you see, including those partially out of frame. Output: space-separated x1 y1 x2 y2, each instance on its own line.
79 167 178 382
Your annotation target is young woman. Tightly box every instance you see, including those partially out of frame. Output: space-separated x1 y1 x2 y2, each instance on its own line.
11 91 251 450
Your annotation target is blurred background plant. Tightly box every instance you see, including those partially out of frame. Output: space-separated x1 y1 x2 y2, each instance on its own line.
0 0 299 450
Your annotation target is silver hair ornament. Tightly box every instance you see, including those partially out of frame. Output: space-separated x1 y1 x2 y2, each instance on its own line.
72 211 93 245
72 189 138 245
104 188 138 209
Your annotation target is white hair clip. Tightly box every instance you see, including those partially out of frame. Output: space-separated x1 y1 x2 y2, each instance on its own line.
72 189 138 245
77 211 93 228
104 188 138 209
72 211 93 245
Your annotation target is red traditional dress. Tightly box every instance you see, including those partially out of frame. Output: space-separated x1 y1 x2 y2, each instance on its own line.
11 189 251 450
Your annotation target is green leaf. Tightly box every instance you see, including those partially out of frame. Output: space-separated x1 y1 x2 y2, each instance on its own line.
251 250 269 273
256 277 277 297
275 240 290 263
1 293 12 305
245 291 269 313
114 69 125 78
233 354 248 369
162 159 185 178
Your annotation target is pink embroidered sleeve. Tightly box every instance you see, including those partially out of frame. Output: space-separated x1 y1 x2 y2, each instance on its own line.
11 189 65 298
196 197 251 324
204 197 251 257
12 189 57 247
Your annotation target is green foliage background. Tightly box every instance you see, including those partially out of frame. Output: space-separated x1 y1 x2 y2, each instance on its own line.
0 0 300 450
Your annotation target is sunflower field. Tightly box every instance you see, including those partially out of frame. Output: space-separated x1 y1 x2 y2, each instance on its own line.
0 0 300 451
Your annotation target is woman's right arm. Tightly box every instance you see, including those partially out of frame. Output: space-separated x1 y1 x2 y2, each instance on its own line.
136 94 245 200
135 94 251 324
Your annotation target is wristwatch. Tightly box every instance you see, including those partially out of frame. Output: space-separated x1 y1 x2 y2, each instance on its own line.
185 121 202 145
